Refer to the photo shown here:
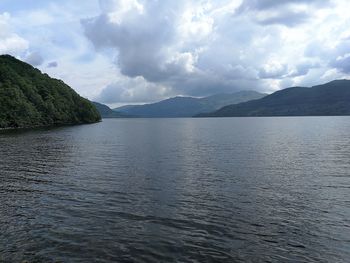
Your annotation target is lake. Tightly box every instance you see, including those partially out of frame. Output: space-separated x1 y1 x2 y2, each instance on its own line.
1 117 349 262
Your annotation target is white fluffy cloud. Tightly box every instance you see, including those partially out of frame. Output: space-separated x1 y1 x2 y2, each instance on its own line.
0 13 28 55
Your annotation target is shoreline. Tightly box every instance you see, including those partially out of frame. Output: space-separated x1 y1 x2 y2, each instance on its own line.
0 121 101 132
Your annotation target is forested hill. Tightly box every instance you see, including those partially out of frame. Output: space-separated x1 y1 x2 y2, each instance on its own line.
92 102 130 118
0 55 101 129
197 80 350 117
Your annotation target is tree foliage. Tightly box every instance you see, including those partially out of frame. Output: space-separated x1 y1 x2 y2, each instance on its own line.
0 55 101 128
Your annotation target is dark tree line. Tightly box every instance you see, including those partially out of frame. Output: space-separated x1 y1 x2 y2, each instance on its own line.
0 55 101 129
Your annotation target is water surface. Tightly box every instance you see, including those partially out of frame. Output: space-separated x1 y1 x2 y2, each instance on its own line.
1 117 350 262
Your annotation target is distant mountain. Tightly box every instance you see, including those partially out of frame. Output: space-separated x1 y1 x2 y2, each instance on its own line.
0 55 100 129
114 91 266 118
196 80 350 117
114 104 139 112
92 102 129 118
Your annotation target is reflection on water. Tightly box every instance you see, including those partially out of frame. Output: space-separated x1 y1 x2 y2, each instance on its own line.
1 117 350 262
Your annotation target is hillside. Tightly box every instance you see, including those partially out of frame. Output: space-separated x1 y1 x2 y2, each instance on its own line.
114 91 266 117
197 80 350 117
0 55 101 129
93 102 129 118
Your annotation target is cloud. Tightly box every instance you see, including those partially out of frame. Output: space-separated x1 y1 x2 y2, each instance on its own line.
82 0 215 100
287 62 319 77
236 0 330 12
0 13 28 55
259 62 288 79
256 10 309 27
82 0 191 83
235 0 331 27
24 51 44 66
97 76 172 103
329 39 350 74
331 56 350 74
82 0 266 101
79 0 350 103
47 61 58 68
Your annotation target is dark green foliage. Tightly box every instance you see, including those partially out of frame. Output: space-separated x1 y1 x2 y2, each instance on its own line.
197 80 350 117
114 91 266 118
92 102 130 118
0 55 101 128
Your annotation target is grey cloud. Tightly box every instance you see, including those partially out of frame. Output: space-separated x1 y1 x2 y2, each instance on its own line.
83 0 247 101
47 61 58 68
82 1 289 102
330 39 350 74
25 51 43 66
236 0 330 12
171 76 264 98
287 62 320 77
82 0 184 83
236 0 331 27
82 0 345 103
259 61 319 79
334 40 350 57
304 41 328 58
259 64 288 79
331 57 350 74
306 38 350 74
257 10 309 27
96 76 172 104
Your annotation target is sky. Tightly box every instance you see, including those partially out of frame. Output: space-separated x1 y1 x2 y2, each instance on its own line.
1 0 350 106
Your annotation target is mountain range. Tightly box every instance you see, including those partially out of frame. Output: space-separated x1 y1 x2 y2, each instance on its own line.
197 80 350 117
113 91 266 118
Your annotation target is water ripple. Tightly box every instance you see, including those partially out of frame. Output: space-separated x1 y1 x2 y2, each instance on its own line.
1 117 350 262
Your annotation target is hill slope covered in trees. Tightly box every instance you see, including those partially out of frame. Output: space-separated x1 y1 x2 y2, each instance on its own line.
92 102 130 118
196 80 350 117
0 55 100 128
